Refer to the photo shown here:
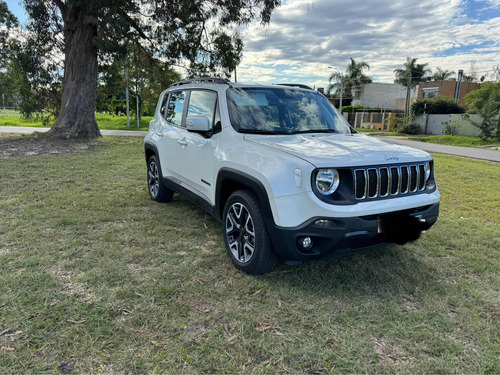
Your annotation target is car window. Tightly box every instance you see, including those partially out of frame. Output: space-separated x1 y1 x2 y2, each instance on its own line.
227 88 351 134
187 90 218 129
159 92 169 118
165 90 187 126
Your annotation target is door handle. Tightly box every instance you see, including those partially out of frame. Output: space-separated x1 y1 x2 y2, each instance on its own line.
177 138 188 146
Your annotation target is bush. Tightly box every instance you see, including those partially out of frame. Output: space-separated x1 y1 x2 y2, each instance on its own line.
411 97 465 116
398 122 421 135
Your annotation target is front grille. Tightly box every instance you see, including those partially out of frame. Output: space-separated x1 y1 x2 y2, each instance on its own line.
354 164 427 200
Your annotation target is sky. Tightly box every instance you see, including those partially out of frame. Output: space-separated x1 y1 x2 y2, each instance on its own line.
4 0 500 89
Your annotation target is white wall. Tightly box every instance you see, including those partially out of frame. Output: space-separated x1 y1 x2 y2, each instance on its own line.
351 83 414 110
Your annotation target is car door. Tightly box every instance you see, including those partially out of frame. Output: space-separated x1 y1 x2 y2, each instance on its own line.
157 90 188 180
176 89 221 204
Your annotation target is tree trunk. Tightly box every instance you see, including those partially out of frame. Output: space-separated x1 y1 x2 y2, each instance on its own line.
49 11 101 139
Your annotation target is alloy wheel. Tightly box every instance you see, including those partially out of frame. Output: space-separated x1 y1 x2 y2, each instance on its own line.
225 202 256 263
148 160 159 198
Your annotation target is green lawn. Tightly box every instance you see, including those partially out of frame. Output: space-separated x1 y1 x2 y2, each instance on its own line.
0 135 499 373
0 110 151 131
410 135 500 148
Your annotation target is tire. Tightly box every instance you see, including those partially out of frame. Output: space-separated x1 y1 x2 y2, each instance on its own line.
222 190 278 274
147 155 174 203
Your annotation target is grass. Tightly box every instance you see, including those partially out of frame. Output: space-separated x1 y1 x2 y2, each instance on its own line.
355 127 500 148
410 135 500 148
0 135 499 373
0 110 151 131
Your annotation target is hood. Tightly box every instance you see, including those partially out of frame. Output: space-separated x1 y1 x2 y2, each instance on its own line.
244 133 431 168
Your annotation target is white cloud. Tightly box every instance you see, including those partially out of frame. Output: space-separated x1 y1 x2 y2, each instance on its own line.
236 0 500 88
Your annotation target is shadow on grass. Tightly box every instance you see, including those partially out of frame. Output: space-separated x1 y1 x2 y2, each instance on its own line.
170 197 438 302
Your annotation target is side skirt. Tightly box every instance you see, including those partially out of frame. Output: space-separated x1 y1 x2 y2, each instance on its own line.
162 177 221 221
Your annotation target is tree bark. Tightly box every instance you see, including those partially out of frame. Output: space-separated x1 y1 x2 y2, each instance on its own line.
49 10 101 139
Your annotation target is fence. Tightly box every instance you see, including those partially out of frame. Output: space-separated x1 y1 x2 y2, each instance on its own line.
413 114 482 137
344 111 404 131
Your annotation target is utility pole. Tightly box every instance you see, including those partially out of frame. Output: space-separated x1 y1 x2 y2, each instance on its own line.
339 77 344 110
234 67 237 83
405 71 412 118
455 69 464 104
125 65 130 127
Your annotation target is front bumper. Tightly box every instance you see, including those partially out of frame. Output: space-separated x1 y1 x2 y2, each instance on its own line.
267 203 439 261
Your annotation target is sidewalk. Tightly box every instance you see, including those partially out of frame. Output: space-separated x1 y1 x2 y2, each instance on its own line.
0 126 148 137
1 126 499 162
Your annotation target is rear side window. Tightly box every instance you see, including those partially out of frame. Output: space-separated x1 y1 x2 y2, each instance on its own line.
187 90 218 128
159 92 169 117
165 90 187 126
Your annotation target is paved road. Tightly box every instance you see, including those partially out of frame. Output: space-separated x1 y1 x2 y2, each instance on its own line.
375 136 500 163
1 126 499 162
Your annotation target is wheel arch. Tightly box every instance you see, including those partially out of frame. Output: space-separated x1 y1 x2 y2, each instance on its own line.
144 142 159 164
216 168 275 227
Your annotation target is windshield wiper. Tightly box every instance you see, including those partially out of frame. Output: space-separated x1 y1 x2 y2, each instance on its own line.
291 129 338 134
238 129 286 135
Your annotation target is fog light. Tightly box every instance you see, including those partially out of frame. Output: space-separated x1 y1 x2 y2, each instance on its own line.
301 237 313 249
314 219 336 227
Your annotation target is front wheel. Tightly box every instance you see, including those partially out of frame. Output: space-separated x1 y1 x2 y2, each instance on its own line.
147 155 174 203
222 190 278 274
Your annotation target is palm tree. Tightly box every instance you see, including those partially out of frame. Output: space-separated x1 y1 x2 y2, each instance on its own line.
394 57 431 88
327 58 372 108
433 67 455 81
328 58 372 93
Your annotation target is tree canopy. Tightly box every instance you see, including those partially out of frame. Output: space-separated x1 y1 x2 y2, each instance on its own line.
394 57 430 88
20 0 281 138
432 67 455 81
464 83 500 140
0 0 18 68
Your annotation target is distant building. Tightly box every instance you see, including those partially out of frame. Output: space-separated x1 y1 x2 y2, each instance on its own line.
351 83 414 111
417 80 481 105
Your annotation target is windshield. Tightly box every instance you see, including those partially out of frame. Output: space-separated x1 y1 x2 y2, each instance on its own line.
227 87 352 135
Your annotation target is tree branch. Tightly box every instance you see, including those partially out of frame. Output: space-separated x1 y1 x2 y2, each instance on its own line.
52 0 66 16
117 9 149 41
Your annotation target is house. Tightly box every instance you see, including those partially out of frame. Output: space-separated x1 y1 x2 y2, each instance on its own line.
417 80 480 105
351 83 414 111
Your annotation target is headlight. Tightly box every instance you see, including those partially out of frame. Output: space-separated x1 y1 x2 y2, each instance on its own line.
315 169 340 195
425 162 431 181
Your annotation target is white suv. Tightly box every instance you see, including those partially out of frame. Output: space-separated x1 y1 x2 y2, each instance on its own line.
144 78 440 274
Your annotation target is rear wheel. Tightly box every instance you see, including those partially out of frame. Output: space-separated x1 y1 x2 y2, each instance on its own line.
147 155 174 203
223 190 278 274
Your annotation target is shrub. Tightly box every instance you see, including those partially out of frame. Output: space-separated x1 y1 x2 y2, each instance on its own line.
398 122 421 135
411 97 465 116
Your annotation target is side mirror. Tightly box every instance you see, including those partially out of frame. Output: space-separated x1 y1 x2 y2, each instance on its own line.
186 116 211 132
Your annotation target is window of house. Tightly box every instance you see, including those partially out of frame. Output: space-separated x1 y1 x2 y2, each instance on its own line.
423 87 439 99
186 90 218 128
165 90 187 126
354 90 361 99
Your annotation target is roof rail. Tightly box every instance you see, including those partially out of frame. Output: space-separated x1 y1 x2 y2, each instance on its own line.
168 77 230 88
275 83 313 90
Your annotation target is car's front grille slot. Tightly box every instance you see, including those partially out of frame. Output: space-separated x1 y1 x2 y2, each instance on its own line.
409 165 418 192
353 163 427 200
390 167 399 195
400 166 409 194
354 169 367 199
418 164 426 190
367 168 378 198
379 168 389 197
